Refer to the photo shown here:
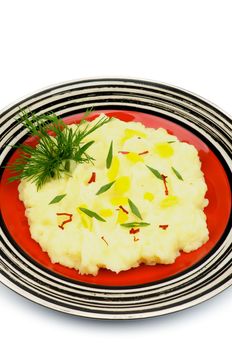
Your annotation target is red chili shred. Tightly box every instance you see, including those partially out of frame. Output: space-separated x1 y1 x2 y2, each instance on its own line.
88 172 96 184
161 174 169 196
138 150 149 155
118 150 149 156
119 205 129 214
118 151 130 154
159 224 169 230
129 228 140 234
56 213 73 230
101 236 109 246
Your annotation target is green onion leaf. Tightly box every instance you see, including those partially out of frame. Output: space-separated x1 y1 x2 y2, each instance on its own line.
146 165 163 180
49 194 66 205
73 140 95 161
167 141 176 144
171 167 183 180
120 222 150 228
96 181 115 195
128 198 143 220
79 207 106 222
106 141 113 169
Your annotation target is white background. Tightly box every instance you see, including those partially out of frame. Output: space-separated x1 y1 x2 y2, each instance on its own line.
0 1 231 349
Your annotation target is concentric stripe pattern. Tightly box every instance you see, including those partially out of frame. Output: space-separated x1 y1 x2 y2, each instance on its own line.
0 78 231 319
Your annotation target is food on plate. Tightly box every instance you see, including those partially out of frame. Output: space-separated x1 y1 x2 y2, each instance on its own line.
9 111 209 275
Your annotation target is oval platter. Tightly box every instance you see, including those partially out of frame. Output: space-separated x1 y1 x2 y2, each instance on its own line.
0 78 231 319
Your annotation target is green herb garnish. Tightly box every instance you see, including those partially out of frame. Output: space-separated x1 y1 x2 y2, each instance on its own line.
128 198 143 220
171 167 183 180
79 207 106 222
49 194 66 205
106 141 113 169
146 165 163 180
120 222 150 228
83 107 94 117
167 141 176 144
8 110 111 189
96 181 115 195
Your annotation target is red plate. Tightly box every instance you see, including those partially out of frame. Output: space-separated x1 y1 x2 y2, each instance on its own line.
0 110 231 286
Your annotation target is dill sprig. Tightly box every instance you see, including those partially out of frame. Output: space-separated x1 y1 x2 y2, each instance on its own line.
8 110 111 189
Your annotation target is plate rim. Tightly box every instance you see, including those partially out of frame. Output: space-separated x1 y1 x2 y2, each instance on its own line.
1 77 231 319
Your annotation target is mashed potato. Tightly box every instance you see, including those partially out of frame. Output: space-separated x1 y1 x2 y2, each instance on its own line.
19 114 209 275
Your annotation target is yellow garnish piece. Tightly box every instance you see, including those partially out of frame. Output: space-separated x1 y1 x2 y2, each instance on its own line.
117 210 128 224
120 128 147 144
154 143 174 158
125 128 147 138
99 209 113 217
144 192 154 201
110 196 128 206
160 195 179 208
43 219 52 226
114 176 131 194
126 152 143 163
76 204 93 229
107 156 120 181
